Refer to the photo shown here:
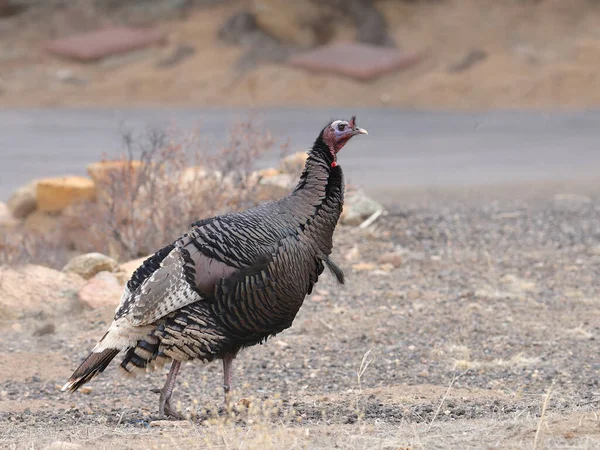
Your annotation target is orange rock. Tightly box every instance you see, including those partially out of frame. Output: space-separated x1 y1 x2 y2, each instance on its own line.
36 176 96 213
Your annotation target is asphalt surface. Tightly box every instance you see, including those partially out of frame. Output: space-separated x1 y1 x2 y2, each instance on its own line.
1 108 600 202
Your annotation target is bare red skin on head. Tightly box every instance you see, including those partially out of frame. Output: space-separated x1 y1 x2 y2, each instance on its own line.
322 116 357 167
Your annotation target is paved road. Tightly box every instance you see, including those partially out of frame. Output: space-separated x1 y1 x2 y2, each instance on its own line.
1 108 600 202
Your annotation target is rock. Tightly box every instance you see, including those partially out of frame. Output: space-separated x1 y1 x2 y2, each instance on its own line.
78 271 123 309
0 265 85 317
63 253 118 280
116 255 149 284
156 44 196 68
344 245 361 262
33 323 55 336
36 176 96 213
45 27 166 62
218 10 259 45
289 43 420 82
7 179 38 219
87 160 144 185
279 151 308 175
377 252 403 268
340 190 384 226
43 442 82 450
259 173 295 190
351 262 377 272
23 210 62 234
256 167 280 179
0 201 18 229
448 49 488 73
251 0 328 48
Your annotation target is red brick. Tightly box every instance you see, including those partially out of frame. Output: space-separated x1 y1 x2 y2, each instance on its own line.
45 27 166 62
288 42 420 81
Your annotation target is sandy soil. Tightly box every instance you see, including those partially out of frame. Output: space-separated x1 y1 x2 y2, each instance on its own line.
2 181 600 449
3 0 600 109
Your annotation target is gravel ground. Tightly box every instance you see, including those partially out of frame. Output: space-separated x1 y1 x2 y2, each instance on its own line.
1 183 600 449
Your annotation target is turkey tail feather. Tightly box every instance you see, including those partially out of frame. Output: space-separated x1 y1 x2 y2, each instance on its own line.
325 256 345 285
61 348 120 393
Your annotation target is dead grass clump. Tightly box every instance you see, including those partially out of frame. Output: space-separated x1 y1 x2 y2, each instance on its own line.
62 119 277 261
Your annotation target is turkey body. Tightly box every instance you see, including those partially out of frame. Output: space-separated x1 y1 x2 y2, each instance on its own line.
120 154 345 372
61 122 357 408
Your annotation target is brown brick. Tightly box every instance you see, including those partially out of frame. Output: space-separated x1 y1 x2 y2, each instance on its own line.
288 42 420 81
45 27 166 62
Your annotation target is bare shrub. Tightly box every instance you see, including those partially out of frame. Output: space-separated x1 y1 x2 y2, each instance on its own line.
64 119 278 261
0 227 70 269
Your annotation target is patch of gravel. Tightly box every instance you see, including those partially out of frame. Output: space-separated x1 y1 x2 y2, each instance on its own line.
2 188 600 448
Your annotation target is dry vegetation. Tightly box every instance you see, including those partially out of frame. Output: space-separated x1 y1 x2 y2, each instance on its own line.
0 119 285 267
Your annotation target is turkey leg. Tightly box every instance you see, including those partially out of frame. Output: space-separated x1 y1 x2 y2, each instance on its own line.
159 360 183 419
223 354 234 406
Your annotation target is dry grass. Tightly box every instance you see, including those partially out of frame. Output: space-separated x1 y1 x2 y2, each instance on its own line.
65 119 277 261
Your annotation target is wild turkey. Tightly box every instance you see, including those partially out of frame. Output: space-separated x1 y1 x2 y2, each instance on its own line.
62 117 368 418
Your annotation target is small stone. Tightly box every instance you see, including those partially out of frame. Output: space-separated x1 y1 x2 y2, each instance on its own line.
344 245 361 262
237 398 251 408
7 179 38 219
378 252 403 268
63 253 118 280
79 386 92 395
378 263 395 272
33 323 55 336
310 295 325 302
352 262 377 272
340 190 384 226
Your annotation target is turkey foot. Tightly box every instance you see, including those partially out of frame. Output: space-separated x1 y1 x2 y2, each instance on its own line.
159 361 184 419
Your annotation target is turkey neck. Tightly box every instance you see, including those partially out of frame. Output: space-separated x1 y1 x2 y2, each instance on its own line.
289 138 345 216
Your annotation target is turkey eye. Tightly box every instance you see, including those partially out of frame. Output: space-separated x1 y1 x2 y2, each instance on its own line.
337 123 346 131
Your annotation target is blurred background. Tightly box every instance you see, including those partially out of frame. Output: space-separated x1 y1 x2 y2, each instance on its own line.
2 0 600 108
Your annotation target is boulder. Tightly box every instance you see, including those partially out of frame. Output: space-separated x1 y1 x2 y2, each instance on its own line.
279 151 308 175
36 176 96 213
0 201 18 230
251 0 327 48
0 265 85 317
63 252 118 280
87 160 143 185
7 179 38 219
24 210 62 234
78 271 123 309
340 190 384 226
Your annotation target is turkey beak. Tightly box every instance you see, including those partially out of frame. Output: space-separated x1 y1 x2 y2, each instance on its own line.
351 127 368 136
